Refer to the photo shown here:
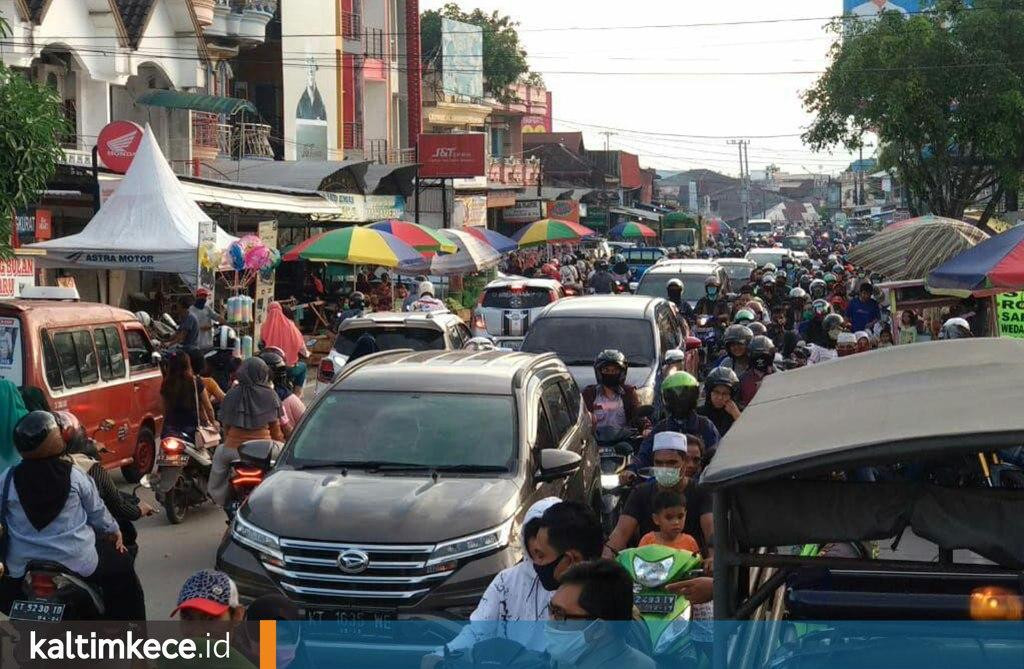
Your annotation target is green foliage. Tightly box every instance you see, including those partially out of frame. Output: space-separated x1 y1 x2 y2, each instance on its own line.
421 2 542 103
0 64 69 255
804 0 1024 226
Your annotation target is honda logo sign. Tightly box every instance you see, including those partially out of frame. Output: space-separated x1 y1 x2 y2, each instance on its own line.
418 133 486 179
97 121 144 173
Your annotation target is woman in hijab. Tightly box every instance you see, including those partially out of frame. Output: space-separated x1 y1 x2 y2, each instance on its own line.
260 302 310 388
208 358 284 507
0 379 28 471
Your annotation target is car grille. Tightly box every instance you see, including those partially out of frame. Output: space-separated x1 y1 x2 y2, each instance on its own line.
266 538 453 608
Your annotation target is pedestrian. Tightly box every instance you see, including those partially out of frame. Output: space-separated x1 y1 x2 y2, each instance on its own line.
167 295 201 351
164 570 256 669
899 310 919 345
189 288 217 350
261 301 310 388
846 282 881 332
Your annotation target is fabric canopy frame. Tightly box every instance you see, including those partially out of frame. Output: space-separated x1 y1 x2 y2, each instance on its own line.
926 225 1024 297
135 89 258 116
846 215 989 280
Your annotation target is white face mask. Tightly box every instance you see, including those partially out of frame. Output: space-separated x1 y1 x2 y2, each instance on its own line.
544 622 596 664
653 466 681 487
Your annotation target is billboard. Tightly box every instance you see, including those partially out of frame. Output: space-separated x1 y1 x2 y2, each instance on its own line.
546 200 580 224
842 1 969 18
282 0 339 160
441 18 483 102
418 133 486 178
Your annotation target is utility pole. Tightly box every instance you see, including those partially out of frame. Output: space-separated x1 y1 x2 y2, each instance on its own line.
858 144 864 207
600 131 617 152
728 139 750 226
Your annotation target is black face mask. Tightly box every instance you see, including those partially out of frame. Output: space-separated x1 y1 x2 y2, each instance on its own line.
599 373 621 388
752 356 772 373
534 553 565 591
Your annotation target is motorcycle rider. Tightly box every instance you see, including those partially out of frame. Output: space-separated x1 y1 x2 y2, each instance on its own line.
738 336 776 407
335 291 367 329
582 350 647 432
808 313 845 364
610 254 631 285
588 260 617 295
408 281 446 313
694 276 730 323
940 316 972 339
665 279 696 325
800 299 834 347
630 372 720 475
719 324 753 376
809 278 828 301
0 411 140 620
697 367 741 436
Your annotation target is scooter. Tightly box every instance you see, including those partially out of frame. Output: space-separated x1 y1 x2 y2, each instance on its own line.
153 430 214 524
617 545 705 664
225 439 282 520
595 425 639 534
694 315 721 376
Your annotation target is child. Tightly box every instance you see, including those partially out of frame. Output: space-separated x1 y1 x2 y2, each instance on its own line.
640 490 700 554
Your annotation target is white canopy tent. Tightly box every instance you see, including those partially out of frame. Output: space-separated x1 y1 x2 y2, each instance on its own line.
30 124 235 274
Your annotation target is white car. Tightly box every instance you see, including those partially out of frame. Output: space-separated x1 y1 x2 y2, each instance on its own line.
745 247 795 268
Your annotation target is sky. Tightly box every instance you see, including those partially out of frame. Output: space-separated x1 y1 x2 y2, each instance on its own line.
420 0 863 177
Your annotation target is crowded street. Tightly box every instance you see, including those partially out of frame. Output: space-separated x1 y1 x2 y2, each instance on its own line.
4 0 1024 668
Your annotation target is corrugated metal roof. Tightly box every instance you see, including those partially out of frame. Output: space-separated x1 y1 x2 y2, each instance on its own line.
198 159 371 192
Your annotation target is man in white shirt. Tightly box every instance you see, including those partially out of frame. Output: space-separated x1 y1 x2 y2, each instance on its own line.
850 0 910 19
189 288 217 350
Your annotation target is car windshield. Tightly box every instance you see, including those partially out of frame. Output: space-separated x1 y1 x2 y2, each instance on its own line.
747 251 789 267
623 249 665 265
481 287 552 309
636 273 708 302
334 327 445 355
722 264 753 282
748 222 773 234
289 392 516 470
521 317 655 367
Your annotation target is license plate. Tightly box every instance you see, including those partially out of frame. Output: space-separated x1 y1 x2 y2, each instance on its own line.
157 454 188 466
599 446 616 457
495 339 523 351
10 600 65 622
636 594 676 615
306 609 396 640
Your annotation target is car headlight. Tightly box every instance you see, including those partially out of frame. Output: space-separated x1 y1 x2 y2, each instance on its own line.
232 514 284 562
427 517 514 567
634 555 675 588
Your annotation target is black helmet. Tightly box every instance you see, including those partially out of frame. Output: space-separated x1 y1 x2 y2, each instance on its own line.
723 324 754 347
349 291 366 307
14 410 60 455
258 349 287 371
809 279 827 299
749 335 776 373
661 372 700 420
594 349 628 388
822 313 845 336
749 322 768 337
595 259 609 271
704 366 739 399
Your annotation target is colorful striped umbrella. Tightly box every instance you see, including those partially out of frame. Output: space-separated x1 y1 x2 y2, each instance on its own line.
511 219 595 247
368 220 457 254
926 224 1024 296
846 216 989 280
282 226 429 271
426 229 502 276
609 221 657 239
462 226 518 254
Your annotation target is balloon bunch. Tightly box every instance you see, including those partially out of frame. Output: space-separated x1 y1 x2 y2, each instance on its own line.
223 234 280 277
198 241 223 271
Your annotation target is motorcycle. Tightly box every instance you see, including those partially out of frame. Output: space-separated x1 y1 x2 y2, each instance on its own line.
224 439 282 520
694 315 721 375
595 425 640 534
617 544 705 665
153 430 214 524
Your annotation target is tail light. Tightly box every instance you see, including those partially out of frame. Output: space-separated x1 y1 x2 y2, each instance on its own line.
27 572 57 598
318 358 335 383
231 466 265 489
970 586 1024 620
161 437 183 454
472 312 486 331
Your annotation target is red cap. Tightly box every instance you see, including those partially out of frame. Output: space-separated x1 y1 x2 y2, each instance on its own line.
196 288 211 298
171 598 229 618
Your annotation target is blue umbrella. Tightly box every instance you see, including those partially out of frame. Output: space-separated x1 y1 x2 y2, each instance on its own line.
927 225 1024 297
463 227 519 254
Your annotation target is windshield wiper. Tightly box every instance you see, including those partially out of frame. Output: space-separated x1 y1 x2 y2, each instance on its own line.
431 464 510 473
292 461 427 471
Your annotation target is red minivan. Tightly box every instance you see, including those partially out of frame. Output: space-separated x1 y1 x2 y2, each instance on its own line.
0 299 164 481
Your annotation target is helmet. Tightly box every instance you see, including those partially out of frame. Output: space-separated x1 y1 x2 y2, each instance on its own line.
135 311 152 328
734 308 756 324
822 313 845 336
594 349 628 388
216 325 237 351
418 280 435 297
723 324 754 347
666 279 684 292
349 291 367 307
792 341 811 360
811 298 832 317
749 335 777 373
775 273 788 285
763 263 777 273
13 410 61 456
662 349 687 367
53 410 82 446
749 322 768 337
761 273 776 286
595 259 609 271
705 276 721 288
788 287 808 301
823 273 838 286
809 279 827 299
464 336 497 352
832 264 845 275
258 349 287 371
941 317 972 340
704 366 739 399
612 254 625 265
661 372 700 420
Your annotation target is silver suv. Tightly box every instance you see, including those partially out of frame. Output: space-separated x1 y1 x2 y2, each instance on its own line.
471 277 564 350
316 311 471 391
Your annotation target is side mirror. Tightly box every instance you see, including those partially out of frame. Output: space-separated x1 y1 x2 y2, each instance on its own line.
684 337 702 352
628 282 639 293
305 338 318 348
239 439 283 470
536 448 582 483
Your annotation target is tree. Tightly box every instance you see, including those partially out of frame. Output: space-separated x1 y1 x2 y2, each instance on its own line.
421 3 543 103
803 0 1024 228
0 13 68 255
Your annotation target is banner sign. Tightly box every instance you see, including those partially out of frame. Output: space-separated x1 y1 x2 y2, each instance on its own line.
97 121 144 173
253 221 279 345
503 201 543 223
454 196 487 227
0 258 35 299
546 200 580 224
842 0 971 18
320 193 406 222
197 219 217 296
996 292 1024 339
417 133 486 178
0 315 23 386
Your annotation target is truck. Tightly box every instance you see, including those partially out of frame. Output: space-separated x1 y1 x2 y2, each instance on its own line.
745 218 774 243
661 212 705 251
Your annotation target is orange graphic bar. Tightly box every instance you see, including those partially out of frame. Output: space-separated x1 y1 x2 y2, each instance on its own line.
260 619 277 669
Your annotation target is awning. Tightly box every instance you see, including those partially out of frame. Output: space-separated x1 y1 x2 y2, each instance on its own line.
609 206 662 222
135 89 258 116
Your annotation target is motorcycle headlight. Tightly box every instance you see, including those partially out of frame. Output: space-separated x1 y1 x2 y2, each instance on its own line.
427 517 514 567
232 514 283 562
634 556 675 588
601 474 620 490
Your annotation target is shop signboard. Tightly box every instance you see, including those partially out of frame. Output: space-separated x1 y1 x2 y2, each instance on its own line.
546 200 580 224
0 258 35 300
417 133 486 178
253 221 279 344
321 193 406 222
504 201 543 223
455 196 487 227
97 121 144 173
996 292 1024 339
441 18 484 102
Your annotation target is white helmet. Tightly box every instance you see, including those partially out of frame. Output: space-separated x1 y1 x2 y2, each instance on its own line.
463 337 496 352
134 311 152 328
216 325 238 350
418 280 435 297
940 317 971 340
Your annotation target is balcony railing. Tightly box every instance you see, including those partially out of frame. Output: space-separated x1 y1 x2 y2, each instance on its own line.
343 122 364 151
366 27 386 60
488 157 541 187
342 11 362 39
192 111 273 161
368 139 415 165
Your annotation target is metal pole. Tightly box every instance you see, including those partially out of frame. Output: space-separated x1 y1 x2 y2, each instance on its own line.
91 145 101 214
441 179 448 229
713 490 733 668
414 143 420 225
858 144 864 206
